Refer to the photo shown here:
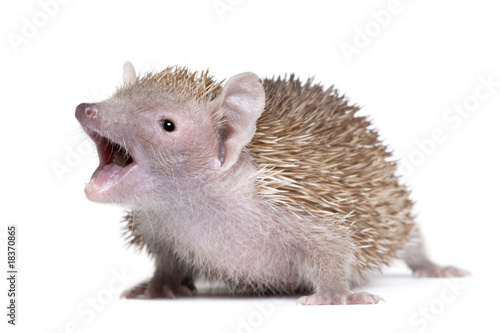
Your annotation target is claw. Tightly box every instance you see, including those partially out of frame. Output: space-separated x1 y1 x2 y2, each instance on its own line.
121 280 195 299
297 291 384 305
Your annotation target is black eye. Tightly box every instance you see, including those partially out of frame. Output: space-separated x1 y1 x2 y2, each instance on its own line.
161 120 175 132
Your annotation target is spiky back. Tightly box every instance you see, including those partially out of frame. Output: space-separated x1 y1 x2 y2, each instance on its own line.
120 68 415 276
249 76 414 274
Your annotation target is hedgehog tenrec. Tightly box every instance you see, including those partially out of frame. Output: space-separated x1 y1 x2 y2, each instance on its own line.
75 62 469 305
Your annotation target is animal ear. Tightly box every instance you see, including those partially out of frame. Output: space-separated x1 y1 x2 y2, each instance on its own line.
211 72 265 171
123 61 137 86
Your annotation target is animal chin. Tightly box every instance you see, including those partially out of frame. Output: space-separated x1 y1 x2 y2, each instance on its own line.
83 129 137 201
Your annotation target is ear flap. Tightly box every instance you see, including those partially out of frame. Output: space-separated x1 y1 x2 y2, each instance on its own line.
123 61 137 86
210 72 265 171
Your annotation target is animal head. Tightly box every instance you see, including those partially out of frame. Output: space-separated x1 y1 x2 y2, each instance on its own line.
75 62 265 205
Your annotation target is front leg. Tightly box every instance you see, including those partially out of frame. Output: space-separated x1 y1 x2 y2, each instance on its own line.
297 226 383 305
122 250 195 299
121 210 195 299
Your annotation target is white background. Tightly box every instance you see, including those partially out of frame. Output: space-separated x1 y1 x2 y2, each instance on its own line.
1 0 499 332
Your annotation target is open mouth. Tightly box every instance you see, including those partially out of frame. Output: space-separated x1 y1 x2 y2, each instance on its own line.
85 129 137 195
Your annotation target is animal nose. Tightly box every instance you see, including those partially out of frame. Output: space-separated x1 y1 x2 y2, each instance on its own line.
75 103 98 123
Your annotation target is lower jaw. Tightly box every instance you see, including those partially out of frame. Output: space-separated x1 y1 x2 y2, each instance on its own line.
85 183 119 203
84 163 138 203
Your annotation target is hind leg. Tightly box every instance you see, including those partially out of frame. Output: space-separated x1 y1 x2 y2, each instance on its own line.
402 225 470 278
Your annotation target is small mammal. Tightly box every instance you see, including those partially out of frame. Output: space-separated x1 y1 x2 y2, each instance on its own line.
75 62 469 305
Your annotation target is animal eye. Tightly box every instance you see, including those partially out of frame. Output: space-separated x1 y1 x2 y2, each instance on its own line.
160 120 175 132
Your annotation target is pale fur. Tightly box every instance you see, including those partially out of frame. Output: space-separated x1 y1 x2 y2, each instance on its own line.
77 63 469 304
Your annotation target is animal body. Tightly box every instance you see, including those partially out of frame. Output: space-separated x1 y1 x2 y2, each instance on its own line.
75 62 469 305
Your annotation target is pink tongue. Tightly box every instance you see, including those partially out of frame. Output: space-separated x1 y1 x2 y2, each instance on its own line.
94 163 123 185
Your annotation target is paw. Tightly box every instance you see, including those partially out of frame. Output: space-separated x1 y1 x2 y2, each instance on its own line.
297 291 384 305
121 280 194 299
413 264 471 278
